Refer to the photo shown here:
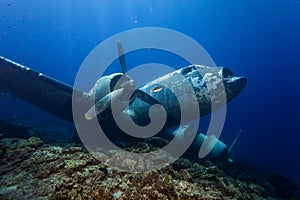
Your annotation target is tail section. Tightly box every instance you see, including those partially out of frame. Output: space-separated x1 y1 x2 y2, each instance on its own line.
228 129 242 154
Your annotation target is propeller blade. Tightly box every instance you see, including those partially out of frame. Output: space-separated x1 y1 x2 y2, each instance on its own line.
116 42 161 107
134 89 161 105
84 89 122 120
117 41 127 74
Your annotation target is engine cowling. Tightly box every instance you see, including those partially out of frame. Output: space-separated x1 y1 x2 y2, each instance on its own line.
87 73 131 102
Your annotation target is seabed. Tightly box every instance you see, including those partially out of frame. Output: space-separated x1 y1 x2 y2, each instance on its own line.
0 121 299 200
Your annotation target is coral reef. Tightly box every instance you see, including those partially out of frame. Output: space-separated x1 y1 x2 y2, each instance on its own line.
0 136 298 200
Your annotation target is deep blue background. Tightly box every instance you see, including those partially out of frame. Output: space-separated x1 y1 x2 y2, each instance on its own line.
1 0 299 183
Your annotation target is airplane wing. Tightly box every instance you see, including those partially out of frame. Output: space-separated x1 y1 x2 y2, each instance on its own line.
0 56 84 122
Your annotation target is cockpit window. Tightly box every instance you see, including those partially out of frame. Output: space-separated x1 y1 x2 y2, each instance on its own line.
222 68 234 78
180 65 195 75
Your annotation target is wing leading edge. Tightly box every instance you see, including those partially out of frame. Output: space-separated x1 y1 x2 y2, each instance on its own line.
0 56 83 122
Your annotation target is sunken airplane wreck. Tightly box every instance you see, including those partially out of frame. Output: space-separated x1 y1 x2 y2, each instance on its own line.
0 42 246 164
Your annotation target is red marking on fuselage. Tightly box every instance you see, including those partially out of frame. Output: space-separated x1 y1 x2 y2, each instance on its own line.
151 86 163 93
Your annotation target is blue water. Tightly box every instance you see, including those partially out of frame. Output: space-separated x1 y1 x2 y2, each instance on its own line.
1 0 300 184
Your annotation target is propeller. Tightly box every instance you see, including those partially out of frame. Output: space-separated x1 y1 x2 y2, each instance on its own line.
117 41 127 75
116 41 161 105
84 41 161 120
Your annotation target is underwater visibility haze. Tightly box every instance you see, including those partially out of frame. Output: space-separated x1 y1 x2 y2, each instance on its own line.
0 0 300 199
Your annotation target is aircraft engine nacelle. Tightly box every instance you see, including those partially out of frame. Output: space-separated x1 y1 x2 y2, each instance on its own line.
86 73 131 102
